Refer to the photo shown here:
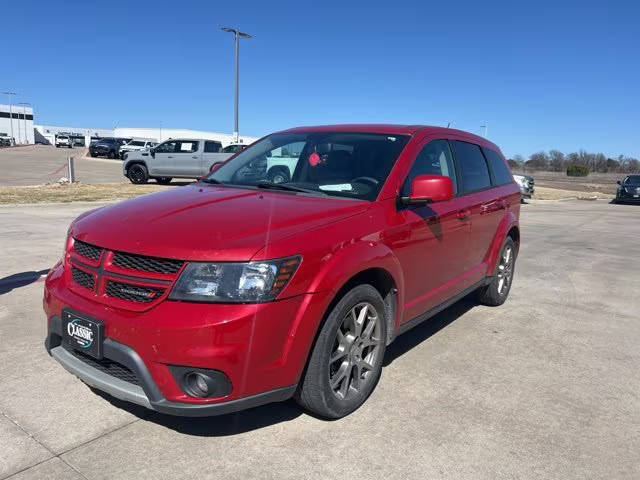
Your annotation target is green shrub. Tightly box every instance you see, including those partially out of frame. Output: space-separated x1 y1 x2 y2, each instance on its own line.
566 164 589 177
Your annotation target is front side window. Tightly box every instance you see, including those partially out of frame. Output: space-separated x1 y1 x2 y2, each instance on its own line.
451 141 491 194
177 141 198 153
206 132 410 201
401 139 457 196
155 141 177 153
624 175 640 184
482 147 513 186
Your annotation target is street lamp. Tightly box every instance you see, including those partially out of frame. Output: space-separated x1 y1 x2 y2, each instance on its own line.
18 102 31 144
221 27 252 142
3 92 17 145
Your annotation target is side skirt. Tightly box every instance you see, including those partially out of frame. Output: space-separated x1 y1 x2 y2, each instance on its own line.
394 278 491 339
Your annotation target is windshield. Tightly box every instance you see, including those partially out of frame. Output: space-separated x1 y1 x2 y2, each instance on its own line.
205 132 410 201
623 175 640 184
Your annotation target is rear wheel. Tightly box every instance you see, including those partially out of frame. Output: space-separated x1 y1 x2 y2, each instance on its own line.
128 164 148 184
476 236 516 306
156 177 172 185
266 166 290 184
108 150 116 159
296 284 387 419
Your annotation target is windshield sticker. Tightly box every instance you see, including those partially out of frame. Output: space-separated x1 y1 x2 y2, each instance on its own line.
319 184 352 192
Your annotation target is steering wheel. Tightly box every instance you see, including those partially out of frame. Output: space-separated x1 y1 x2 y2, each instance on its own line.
351 176 379 188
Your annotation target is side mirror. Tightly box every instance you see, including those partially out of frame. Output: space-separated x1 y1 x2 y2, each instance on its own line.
616 180 621 185
402 175 454 205
150 148 155 158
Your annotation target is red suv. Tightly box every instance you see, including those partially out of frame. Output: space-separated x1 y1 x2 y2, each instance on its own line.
44 125 520 419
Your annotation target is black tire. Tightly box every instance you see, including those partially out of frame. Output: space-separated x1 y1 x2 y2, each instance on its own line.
108 150 115 159
127 164 148 184
476 236 517 306
89 151 95 157
156 177 172 185
296 284 387 419
266 166 290 184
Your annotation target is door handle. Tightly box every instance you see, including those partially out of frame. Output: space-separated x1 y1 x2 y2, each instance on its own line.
167 156 173 158
456 209 470 221
192 156 198 159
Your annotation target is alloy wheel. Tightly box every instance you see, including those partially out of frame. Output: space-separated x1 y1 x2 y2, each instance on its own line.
329 302 383 400
497 245 513 295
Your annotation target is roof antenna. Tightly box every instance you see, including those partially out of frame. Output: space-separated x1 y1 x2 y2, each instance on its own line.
446 122 451 128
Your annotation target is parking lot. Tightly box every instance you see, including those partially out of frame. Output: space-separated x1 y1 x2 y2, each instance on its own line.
0 198 638 479
0 146 126 186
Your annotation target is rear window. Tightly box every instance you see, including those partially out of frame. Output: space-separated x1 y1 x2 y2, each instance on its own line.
451 141 491 193
482 147 513 186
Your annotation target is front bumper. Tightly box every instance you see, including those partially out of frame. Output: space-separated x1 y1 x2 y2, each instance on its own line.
44 263 332 416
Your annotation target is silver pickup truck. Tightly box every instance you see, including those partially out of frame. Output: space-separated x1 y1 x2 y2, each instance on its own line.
122 138 232 184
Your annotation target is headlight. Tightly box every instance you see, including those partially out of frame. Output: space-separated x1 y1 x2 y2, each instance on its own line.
169 256 301 303
62 225 73 268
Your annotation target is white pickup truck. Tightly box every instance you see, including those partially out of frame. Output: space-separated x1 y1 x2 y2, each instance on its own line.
122 138 232 184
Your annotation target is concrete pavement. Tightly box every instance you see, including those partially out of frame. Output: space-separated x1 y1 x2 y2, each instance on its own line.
0 199 639 479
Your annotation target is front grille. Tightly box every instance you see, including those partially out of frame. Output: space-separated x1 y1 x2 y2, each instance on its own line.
66 347 139 386
74 240 103 261
106 281 165 303
112 251 183 275
72 267 95 290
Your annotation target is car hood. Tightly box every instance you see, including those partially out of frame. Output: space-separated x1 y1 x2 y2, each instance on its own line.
72 184 370 261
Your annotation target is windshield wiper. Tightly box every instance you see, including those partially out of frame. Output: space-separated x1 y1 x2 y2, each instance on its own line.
200 178 222 184
256 181 325 195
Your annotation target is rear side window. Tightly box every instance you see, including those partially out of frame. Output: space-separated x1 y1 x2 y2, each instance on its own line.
451 141 491 194
205 141 221 153
482 147 513 186
402 139 457 196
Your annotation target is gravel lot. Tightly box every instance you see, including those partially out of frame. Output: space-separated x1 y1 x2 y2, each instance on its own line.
0 145 126 186
0 199 639 480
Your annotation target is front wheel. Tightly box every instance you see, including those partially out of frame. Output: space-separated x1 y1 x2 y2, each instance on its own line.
127 164 148 184
476 236 517 306
295 284 387 419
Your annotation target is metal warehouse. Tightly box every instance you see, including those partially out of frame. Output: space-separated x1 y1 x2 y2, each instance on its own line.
0 104 34 144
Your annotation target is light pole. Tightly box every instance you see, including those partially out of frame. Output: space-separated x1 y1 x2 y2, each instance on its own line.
221 27 252 142
3 92 17 145
18 102 31 144
480 124 488 138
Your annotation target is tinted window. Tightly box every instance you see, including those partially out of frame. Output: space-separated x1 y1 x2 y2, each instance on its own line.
624 175 640 184
482 147 513 186
402 140 457 196
155 141 177 153
130 140 144 147
451 141 491 193
176 141 198 153
205 141 221 153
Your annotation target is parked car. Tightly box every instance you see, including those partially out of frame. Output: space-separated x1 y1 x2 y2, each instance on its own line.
0 134 13 146
55 135 73 148
513 174 534 200
44 125 520 419
122 138 230 184
120 140 158 159
221 143 247 154
614 175 640 203
89 137 127 158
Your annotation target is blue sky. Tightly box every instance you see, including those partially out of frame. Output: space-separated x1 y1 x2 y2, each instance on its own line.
2 0 638 158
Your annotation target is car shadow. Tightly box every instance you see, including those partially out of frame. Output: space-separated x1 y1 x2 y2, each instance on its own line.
0 269 50 295
90 295 478 435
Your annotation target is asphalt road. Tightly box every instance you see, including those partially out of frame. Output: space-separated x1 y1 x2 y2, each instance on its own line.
0 199 638 479
0 146 125 186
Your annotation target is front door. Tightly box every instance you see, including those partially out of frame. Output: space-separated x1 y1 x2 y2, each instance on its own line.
152 140 179 176
389 139 472 323
165 140 201 177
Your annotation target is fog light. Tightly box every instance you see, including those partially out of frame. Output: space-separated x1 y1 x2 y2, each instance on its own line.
170 366 232 399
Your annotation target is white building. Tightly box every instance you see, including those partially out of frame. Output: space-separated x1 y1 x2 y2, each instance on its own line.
34 124 258 148
0 104 34 144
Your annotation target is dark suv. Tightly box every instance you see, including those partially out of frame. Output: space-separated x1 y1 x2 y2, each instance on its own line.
89 138 129 159
45 125 520 419
615 175 640 203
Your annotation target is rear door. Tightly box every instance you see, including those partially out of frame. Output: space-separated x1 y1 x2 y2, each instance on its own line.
450 140 501 277
165 140 201 177
202 141 228 175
